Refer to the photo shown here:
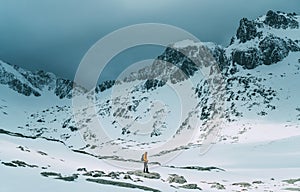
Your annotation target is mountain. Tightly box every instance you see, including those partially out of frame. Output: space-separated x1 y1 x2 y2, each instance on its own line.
1 10 300 148
0 9 299 146
1 10 300 191
0 60 87 98
229 10 300 69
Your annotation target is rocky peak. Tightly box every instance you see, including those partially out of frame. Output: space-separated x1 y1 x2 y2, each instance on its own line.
1 10 299 98
264 10 299 29
0 61 41 96
157 46 199 79
232 35 300 69
259 35 300 65
236 18 259 43
95 80 116 94
0 60 86 99
121 45 197 85
229 10 300 69
18 69 56 91
232 48 262 69
122 41 228 89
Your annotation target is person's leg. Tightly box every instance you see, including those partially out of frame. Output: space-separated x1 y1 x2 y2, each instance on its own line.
143 162 146 173
146 162 149 173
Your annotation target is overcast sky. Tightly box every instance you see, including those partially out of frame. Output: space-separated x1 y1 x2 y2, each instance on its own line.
0 0 299 83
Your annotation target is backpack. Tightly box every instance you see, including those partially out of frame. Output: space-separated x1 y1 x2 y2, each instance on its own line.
141 154 144 161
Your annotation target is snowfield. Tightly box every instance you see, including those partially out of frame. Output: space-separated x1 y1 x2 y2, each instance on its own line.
1 132 300 191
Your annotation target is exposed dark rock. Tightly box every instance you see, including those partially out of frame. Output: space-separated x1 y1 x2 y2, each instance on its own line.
157 47 197 78
167 174 187 184
62 118 71 128
232 33 299 68
176 166 225 172
252 180 264 184
20 70 56 91
95 80 115 93
236 18 258 43
55 174 79 182
180 183 202 190
55 79 73 99
211 182 226 190
41 171 79 182
41 172 62 177
144 79 166 91
232 48 261 69
2 162 17 167
127 170 161 179
11 160 38 168
108 171 121 179
282 187 300 191
123 174 133 180
86 178 161 192
264 10 299 29
37 151 48 156
68 126 78 132
150 127 163 137
37 119 45 123
17 146 30 152
232 182 251 187
259 35 290 65
7 79 41 97
77 167 87 172
82 170 105 178
210 46 229 71
282 178 300 184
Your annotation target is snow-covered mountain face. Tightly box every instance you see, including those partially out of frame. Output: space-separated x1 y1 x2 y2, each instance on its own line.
75 10 300 156
0 60 86 98
0 10 300 162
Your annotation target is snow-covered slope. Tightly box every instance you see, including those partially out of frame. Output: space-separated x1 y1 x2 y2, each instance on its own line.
0 60 87 98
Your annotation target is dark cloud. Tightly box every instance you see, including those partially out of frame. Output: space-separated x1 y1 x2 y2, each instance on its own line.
0 0 299 83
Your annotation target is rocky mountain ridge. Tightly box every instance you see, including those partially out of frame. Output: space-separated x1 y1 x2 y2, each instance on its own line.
1 11 299 98
0 10 299 150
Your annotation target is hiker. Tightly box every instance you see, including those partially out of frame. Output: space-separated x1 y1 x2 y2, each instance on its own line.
142 152 149 173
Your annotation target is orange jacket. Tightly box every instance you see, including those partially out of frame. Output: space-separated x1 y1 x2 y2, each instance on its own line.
143 153 148 162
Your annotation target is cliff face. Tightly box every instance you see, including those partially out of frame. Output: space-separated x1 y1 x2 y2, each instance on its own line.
229 10 300 69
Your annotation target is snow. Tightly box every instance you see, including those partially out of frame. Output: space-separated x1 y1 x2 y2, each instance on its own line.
1 131 300 191
226 36 260 58
0 167 142 192
220 121 300 143
172 40 222 56
0 134 147 192
173 39 201 48
234 52 300 123
257 20 300 42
